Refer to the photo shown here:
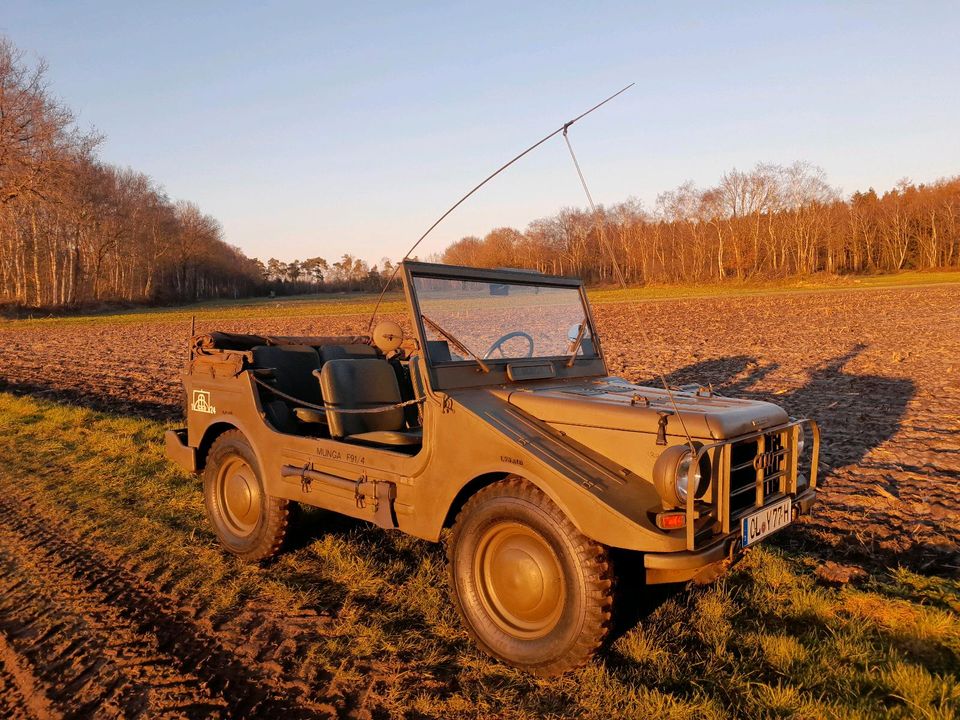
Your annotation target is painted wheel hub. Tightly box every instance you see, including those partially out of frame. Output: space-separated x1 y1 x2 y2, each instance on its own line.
474 522 565 638
218 457 261 536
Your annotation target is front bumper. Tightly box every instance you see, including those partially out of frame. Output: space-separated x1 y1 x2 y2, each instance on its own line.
644 487 817 584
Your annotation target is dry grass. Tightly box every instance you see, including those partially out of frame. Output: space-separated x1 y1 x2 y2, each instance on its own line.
1 391 957 718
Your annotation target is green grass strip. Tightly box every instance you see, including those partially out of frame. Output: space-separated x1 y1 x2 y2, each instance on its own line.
0 392 956 718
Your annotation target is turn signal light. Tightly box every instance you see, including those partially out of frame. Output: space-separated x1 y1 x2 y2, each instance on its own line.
656 512 686 530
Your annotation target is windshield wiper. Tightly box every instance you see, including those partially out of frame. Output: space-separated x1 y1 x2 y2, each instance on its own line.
566 316 589 368
421 314 490 373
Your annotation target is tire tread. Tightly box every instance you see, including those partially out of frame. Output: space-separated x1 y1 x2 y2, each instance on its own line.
204 429 289 563
446 477 613 676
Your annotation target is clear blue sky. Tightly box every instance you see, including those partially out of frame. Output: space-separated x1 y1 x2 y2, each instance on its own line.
4 2 959 265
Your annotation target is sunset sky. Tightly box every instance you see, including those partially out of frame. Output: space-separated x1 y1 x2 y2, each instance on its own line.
4 1 958 264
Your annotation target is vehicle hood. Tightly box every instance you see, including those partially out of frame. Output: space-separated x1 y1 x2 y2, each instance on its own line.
504 377 788 441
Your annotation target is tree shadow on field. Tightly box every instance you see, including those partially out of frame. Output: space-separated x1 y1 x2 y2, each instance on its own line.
643 344 933 573
0 378 179 420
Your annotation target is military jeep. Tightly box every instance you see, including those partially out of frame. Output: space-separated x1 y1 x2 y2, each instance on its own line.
165 261 820 675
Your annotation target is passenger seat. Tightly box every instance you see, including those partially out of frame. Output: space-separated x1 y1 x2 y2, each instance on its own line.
320 358 422 447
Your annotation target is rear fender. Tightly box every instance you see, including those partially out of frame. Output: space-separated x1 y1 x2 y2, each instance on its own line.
194 420 243 472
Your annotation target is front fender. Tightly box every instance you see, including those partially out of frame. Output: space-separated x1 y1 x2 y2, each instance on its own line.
414 393 679 553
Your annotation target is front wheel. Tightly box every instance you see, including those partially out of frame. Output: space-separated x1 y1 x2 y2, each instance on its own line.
203 429 289 562
446 478 613 676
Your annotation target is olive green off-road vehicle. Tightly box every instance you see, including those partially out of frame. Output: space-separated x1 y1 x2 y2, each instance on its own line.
166 261 820 675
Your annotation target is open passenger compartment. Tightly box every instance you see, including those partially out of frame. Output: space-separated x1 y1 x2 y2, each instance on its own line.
191 331 424 449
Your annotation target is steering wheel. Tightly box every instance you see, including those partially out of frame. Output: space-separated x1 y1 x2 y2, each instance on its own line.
483 331 535 359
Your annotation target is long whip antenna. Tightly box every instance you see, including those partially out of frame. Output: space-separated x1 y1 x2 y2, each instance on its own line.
366 83 634 334
563 128 628 288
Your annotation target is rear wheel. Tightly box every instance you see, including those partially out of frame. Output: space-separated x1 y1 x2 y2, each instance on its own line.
203 429 289 562
446 478 613 676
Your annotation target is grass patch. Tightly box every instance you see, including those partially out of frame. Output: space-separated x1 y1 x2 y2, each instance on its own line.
0 291 411 329
589 269 960 305
0 391 958 717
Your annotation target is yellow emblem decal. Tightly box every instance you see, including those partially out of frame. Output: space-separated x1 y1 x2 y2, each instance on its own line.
192 390 216 414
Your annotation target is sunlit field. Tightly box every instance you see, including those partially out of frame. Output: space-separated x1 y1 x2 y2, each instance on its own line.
1 277 957 717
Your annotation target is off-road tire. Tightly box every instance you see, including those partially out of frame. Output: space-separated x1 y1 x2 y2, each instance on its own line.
446 477 613 676
203 429 289 562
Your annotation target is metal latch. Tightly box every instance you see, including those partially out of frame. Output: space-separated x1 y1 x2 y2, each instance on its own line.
656 410 674 446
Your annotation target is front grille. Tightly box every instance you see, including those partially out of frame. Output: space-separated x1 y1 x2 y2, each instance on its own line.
728 431 789 518
729 440 758 515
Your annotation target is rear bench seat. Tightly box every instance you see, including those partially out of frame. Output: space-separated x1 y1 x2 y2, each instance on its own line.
252 342 382 432
251 345 323 431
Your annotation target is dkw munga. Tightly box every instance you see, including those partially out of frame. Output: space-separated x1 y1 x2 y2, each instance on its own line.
167 260 819 675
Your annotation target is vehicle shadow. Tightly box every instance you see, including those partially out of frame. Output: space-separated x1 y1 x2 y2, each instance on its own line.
642 343 914 473
641 344 932 574
606 549 685 645
282 505 368 554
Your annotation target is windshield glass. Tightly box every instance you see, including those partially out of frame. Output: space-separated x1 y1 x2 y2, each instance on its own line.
412 275 596 364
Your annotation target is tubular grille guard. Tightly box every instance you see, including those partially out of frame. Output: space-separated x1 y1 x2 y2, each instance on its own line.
684 419 820 551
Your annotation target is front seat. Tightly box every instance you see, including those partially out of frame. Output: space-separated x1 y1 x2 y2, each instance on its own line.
319 358 422 447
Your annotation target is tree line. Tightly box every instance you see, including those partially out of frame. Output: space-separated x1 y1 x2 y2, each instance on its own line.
443 162 960 284
4 33 958 311
0 36 263 309
259 254 401 294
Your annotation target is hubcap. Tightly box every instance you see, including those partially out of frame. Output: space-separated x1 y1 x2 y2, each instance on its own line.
473 522 565 639
217 456 261 537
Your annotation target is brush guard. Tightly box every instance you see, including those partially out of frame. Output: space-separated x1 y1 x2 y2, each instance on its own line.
683 419 820 552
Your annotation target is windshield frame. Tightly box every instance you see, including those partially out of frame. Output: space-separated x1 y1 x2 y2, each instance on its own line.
402 261 607 391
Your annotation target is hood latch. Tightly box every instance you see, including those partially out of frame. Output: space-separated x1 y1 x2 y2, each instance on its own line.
656 410 674 446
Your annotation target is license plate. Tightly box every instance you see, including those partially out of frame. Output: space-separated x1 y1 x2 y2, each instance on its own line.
741 497 792 547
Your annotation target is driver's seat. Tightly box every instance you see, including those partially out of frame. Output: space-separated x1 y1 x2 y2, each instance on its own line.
319 359 422 447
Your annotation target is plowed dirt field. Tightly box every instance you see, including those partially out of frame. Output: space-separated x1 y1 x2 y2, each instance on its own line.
1 283 957 718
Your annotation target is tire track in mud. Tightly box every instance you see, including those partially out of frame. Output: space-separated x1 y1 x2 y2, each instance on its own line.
0 631 52 720
0 495 335 719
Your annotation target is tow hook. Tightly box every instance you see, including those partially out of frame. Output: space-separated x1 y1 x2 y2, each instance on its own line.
690 537 744 585
728 536 743 561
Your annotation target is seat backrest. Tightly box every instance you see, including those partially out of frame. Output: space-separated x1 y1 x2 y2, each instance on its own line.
320 358 404 438
251 345 322 405
319 343 378 364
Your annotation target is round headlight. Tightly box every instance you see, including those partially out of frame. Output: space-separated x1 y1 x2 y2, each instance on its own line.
654 444 711 508
675 451 700 504
796 428 806 455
